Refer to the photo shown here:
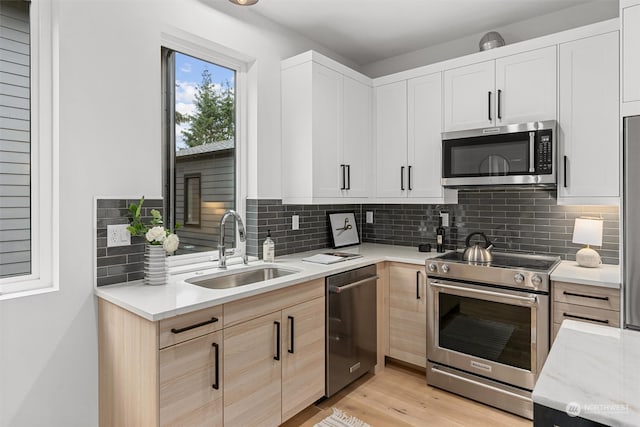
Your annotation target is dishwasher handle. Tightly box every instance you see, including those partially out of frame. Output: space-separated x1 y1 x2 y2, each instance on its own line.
328 275 379 294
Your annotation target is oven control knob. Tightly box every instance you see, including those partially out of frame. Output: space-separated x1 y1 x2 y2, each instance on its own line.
441 264 450 273
531 275 543 286
428 263 437 273
514 273 525 284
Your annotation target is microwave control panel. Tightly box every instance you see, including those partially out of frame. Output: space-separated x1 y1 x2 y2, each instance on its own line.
536 131 553 174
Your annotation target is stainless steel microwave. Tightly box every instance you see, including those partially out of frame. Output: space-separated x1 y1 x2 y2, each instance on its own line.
441 121 556 187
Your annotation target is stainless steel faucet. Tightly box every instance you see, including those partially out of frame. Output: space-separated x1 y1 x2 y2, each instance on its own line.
218 209 248 269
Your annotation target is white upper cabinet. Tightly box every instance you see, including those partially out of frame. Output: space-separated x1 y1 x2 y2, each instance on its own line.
622 0 640 115
558 31 619 204
443 61 495 131
375 81 408 199
495 46 557 125
375 75 457 203
281 52 372 204
444 46 557 131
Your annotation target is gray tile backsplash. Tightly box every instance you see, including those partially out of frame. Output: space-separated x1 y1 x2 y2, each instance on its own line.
97 191 620 286
96 198 163 286
248 189 619 264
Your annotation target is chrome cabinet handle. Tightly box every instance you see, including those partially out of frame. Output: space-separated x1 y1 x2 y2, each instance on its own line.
340 164 346 190
497 89 502 120
346 164 351 190
408 165 412 191
488 91 492 121
400 166 405 191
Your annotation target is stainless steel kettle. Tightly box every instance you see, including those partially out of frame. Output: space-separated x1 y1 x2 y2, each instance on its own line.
463 232 494 263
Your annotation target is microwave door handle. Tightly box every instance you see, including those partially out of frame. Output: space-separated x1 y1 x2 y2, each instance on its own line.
529 132 535 173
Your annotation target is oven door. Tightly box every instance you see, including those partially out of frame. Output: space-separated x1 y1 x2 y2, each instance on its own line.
427 278 549 390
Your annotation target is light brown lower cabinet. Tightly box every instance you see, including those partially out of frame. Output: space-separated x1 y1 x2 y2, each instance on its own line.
98 278 325 427
223 296 325 427
388 262 427 367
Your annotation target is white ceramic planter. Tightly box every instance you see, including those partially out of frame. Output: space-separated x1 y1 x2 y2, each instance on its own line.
144 244 167 285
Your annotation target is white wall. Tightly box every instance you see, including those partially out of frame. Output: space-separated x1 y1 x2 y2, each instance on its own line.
361 0 619 78
0 1 349 426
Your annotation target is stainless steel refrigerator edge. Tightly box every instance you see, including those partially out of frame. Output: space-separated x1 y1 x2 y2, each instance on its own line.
624 116 640 330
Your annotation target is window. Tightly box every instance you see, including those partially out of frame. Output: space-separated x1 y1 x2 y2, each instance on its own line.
184 175 201 226
0 0 57 298
162 44 240 255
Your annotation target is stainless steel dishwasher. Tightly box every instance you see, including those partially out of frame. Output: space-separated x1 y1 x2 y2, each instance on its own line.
325 264 378 397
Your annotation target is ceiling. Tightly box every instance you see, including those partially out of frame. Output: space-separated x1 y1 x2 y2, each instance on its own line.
227 0 595 66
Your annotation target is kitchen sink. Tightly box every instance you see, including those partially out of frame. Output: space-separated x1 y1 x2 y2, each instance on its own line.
186 265 298 290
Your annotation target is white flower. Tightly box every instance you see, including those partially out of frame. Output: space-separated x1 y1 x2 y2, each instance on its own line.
163 233 179 254
146 226 166 243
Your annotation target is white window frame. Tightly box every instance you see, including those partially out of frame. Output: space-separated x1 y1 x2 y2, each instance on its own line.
160 30 251 268
0 0 59 299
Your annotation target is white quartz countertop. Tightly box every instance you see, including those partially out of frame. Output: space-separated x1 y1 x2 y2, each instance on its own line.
95 243 440 321
550 260 621 288
533 320 640 426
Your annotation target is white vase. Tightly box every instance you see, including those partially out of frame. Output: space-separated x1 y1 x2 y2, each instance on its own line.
144 244 167 285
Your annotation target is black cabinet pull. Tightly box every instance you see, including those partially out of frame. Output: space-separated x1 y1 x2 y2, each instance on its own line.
416 271 421 300
488 91 492 121
563 156 568 188
497 89 502 120
170 317 218 334
346 165 351 190
274 321 281 361
340 164 346 190
563 313 609 324
400 166 405 191
211 342 220 390
288 316 295 354
563 291 609 301
408 165 412 190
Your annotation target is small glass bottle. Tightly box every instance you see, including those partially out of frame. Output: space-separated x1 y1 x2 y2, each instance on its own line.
436 223 445 253
263 229 275 263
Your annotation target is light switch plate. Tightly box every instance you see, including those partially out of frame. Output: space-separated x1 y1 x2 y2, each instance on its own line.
292 215 299 230
366 211 374 224
107 224 131 247
440 212 449 227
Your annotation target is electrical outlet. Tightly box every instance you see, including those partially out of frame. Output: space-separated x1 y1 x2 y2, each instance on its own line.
366 211 374 224
292 215 299 230
107 224 131 247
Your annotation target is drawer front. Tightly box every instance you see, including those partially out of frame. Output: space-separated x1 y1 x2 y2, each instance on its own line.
553 281 620 311
554 302 620 328
224 278 324 327
159 305 223 349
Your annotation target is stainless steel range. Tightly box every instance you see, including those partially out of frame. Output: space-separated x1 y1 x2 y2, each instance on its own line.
425 252 560 420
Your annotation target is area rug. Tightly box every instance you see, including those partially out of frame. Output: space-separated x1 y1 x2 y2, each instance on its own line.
314 408 371 427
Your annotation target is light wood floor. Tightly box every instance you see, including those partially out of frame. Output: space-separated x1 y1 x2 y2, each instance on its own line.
282 362 532 427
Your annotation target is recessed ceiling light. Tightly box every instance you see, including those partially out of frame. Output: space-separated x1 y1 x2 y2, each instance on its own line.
229 0 259 5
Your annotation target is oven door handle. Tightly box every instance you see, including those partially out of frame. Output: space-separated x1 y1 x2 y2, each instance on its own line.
430 281 538 306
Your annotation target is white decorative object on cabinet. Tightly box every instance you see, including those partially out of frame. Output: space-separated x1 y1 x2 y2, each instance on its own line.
622 0 640 116
375 75 457 203
558 31 620 205
443 46 556 131
281 51 371 204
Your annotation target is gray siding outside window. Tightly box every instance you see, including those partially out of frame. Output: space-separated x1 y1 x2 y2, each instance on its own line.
0 1 31 278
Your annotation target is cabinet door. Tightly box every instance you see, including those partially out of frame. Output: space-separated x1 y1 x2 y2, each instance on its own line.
623 4 640 103
388 264 426 367
375 81 408 198
159 331 223 427
558 32 619 201
224 312 282 427
342 76 372 198
407 72 444 199
495 46 557 125
281 297 325 422
443 61 495 131
312 63 343 198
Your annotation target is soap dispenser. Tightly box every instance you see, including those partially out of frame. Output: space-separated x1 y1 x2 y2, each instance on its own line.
263 229 275 263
